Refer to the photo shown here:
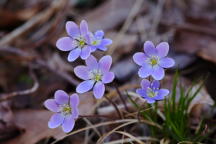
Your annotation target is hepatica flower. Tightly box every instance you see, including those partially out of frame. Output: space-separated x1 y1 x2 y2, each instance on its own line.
56 20 92 62
74 55 114 99
133 41 175 80
44 90 79 133
88 30 112 52
136 79 169 103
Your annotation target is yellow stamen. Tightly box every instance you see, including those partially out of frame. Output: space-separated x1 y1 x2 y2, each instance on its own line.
61 104 72 115
94 74 102 81
147 88 156 97
79 40 85 47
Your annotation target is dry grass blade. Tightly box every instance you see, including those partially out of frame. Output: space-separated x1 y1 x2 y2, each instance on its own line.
97 118 162 144
104 136 159 144
125 106 153 117
90 83 139 114
51 119 138 144
96 121 137 144
0 0 68 46
83 118 101 137
0 70 39 102
115 131 145 144
107 0 144 55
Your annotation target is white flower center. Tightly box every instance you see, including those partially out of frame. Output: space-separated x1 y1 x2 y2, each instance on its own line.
147 87 158 98
89 69 102 82
148 56 159 66
75 36 86 48
60 104 72 116
91 40 101 46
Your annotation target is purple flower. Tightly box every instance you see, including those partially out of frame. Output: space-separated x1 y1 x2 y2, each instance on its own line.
133 41 175 80
56 20 92 62
136 79 169 104
74 55 114 99
44 90 79 133
88 30 112 52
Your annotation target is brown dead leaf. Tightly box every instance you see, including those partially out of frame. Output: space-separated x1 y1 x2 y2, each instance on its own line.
0 102 20 142
78 92 96 115
197 40 216 63
83 0 145 31
173 16 216 63
4 110 66 144
106 32 138 62
0 3 45 28
0 9 23 28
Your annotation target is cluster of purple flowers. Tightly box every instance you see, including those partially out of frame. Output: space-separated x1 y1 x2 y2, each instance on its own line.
44 20 175 133
56 20 112 62
45 20 114 132
133 41 175 103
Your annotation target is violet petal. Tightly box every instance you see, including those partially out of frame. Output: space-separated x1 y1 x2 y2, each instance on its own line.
62 115 75 133
136 88 147 97
133 52 147 66
44 99 59 112
80 46 91 60
70 93 79 107
71 107 79 119
138 64 152 78
93 81 105 99
67 48 81 62
48 113 64 128
101 39 112 46
74 65 90 80
98 46 107 51
102 72 114 84
66 21 80 38
99 55 112 72
54 90 69 105
151 66 164 80
144 41 157 56
158 89 169 97
151 80 160 89
56 37 75 51
156 42 169 58
95 30 104 39
76 80 95 93
159 57 175 68
80 20 88 36
140 79 150 90
86 55 98 70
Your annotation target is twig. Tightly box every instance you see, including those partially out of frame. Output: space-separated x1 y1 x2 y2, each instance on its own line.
104 136 158 144
36 59 79 86
114 131 145 144
89 84 140 114
52 119 139 144
107 0 144 55
0 69 39 102
83 118 101 137
136 106 142 122
104 95 123 119
0 0 68 46
161 21 216 37
0 46 79 86
24 0 69 49
96 121 138 144
79 114 116 120
149 0 166 40
0 46 35 60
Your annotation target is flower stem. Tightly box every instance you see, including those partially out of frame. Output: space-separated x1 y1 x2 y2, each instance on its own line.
115 85 129 112
104 95 124 119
